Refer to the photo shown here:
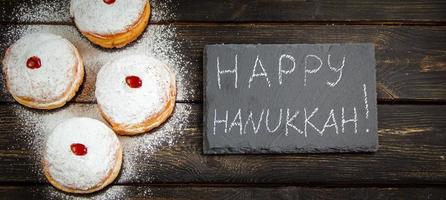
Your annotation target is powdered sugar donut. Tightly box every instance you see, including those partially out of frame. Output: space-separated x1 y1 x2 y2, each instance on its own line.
95 55 176 135
70 0 151 48
44 117 122 194
2 33 84 110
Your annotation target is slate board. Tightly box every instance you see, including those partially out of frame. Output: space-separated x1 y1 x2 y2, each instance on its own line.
203 44 378 154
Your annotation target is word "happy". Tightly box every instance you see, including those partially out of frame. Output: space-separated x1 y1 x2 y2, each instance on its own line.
216 54 346 89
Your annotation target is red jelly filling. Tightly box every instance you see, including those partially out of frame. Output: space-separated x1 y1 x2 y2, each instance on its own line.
70 143 88 156
26 56 41 69
125 76 142 88
103 0 116 5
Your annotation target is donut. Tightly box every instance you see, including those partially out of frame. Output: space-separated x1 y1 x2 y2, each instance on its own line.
2 33 84 110
44 117 122 194
70 0 151 48
95 55 176 135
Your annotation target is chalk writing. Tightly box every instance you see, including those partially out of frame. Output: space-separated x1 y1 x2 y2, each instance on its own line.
213 106 362 137
286 108 302 136
205 44 378 154
363 84 369 119
304 55 323 86
244 109 265 135
249 55 271 88
278 54 296 85
217 55 238 89
342 107 358 134
213 109 228 135
217 54 349 88
229 109 242 135
266 109 282 133
326 54 346 87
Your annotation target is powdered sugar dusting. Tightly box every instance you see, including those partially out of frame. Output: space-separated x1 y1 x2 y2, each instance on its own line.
2 24 195 102
3 33 79 102
1 0 177 23
11 103 191 192
33 185 137 200
96 55 174 124
120 104 191 181
46 117 120 190
70 0 147 35
11 104 101 180
150 0 177 22
5 1 70 23
3 0 192 197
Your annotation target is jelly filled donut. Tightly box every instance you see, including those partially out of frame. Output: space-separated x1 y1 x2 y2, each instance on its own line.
44 117 122 194
70 0 151 48
95 55 176 135
2 33 84 110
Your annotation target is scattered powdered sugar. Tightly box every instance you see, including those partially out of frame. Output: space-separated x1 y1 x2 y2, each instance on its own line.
2 23 196 101
119 104 192 181
37 185 157 200
4 0 71 23
32 185 134 200
11 103 191 198
10 104 101 180
150 0 177 22
4 0 193 198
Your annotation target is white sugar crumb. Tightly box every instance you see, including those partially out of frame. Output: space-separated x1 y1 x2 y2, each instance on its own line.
151 0 177 22
7 1 70 23
43 186 153 200
120 104 191 181
34 185 138 200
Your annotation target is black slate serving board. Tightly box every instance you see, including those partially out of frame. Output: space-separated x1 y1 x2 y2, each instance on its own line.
203 44 378 154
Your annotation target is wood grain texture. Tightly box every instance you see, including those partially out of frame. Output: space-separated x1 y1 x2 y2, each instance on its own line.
0 0 445 24
0 0 444 198
1 185 445 200
1 24 445 103
0 103 445 185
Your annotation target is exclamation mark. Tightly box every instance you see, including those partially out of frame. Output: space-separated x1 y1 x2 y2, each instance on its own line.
363 83 370 133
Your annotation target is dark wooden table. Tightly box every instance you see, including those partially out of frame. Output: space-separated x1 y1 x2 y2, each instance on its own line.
0 0 446 199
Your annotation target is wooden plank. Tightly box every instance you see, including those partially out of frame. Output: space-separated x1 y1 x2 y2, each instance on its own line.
0 0 445 24
1 24 446 103
0 103 445 184
0 185 445 200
